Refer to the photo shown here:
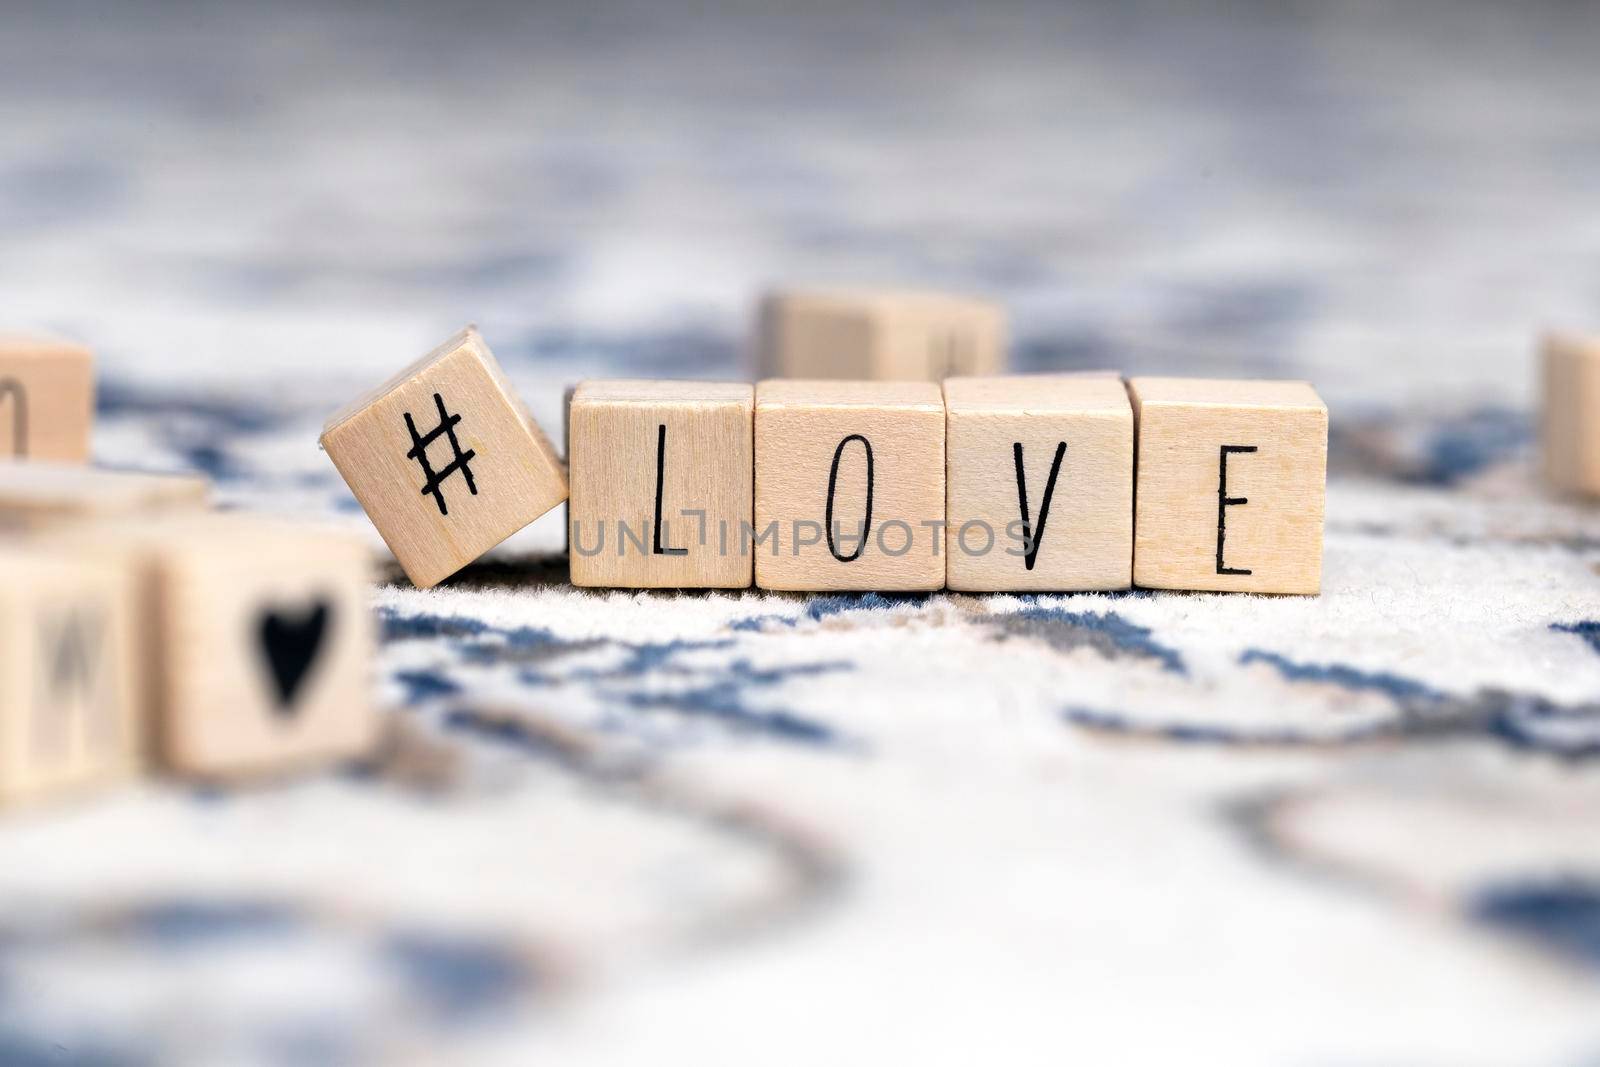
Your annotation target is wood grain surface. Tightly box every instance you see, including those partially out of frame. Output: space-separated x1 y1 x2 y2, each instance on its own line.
755 379 945 590
945 374 1133 591
1130 377 1327 594
321 327 568 588
569 380 753 588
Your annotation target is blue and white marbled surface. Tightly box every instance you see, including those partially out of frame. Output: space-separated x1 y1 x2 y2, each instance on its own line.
5 2 1600 1063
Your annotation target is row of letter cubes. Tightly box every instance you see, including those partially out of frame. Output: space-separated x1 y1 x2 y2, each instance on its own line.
0 465 376 805
321 328 1329 594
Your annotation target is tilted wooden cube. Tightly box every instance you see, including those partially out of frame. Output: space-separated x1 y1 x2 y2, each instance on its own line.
0 545 142 804
568 380 754 588
755 380 945 591
1541 332 1600 496
945 375 1133 592
757 289 1006 381
320 327 568 588
1129 378 1327 594
0 461 209 534
0 335 94 462
65 515 377 779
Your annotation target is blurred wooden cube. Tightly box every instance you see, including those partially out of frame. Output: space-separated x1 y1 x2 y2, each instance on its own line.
755 380 945 591
569 380 754 588
0 335 94 462
562 383 577 554
320 326 568 588
757 289 1006 381
67 515 377 779
0 545 142 804
1130 378 1327 594
945 375 1133 592
1542 332 1600 495
0 461 209 533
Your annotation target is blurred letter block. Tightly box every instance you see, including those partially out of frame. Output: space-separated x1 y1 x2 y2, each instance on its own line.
0 336 94 462
69 515 376 779
320 327 568 588
0 546 141 804
755 380 945 591
0 461 209 534
945 375 1133 592
1130 378 1327 594
758 289 1006 381
568 380 753 588
1542 332 1600 495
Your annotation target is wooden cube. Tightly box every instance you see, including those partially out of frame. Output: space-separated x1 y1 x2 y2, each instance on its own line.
65 515 377 779
562 382 577 554
320 327 568 588
944 375 1133 592
757 289 1006 381
0 335 94 462
1129 378 1327 594
754 380 945 591
1541 332 1600 495
0 461 209 534
0 546 141 804
568 380 754 588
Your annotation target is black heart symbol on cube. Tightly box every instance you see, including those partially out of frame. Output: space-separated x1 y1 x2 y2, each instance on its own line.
257 600 333 714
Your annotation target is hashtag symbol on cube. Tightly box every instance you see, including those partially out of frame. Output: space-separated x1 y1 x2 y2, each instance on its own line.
403 392 479 517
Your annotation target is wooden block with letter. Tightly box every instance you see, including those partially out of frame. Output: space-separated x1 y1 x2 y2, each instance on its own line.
757 289 1006 381
320 326 568 588
0 461 209 534
0 545 141 804
65 514 377 779
755 380 945 591
944 374 1133 591
0 335 94 462
1129 377 1327 594
1541 332 1600 495
568 380 754 588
